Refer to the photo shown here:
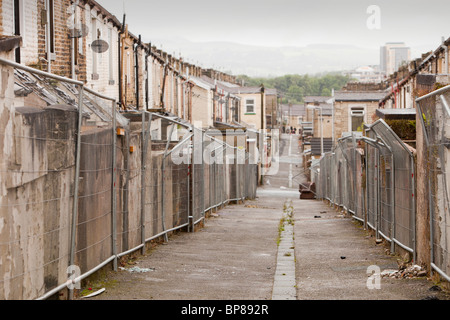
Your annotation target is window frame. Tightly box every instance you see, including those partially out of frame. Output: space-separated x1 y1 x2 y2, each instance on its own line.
349 106 366 132
245 98 255 114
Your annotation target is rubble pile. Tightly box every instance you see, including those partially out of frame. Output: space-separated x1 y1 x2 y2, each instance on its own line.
381 264 427 279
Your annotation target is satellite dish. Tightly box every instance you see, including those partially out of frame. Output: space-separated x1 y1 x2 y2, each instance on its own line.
91 39 109 53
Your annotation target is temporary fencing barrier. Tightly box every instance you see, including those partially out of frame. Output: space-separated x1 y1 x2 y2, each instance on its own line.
313 119 416 260
0 58 258 300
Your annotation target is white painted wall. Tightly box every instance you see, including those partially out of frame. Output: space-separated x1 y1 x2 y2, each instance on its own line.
84 5 119 101
1 0 39 66
191 84 213 129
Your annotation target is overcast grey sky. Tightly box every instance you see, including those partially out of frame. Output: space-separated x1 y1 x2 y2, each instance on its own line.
95 0 450 75
97 0 448 47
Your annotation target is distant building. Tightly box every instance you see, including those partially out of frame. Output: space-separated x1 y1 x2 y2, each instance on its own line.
280 104 305 131
303 95 333 126
380 42 411 77
334 83 388 141
347 66 383 83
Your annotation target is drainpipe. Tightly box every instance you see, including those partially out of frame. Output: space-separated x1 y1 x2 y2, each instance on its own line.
71 37 75 79
70 0 79 79
160 64 168 110
118 14 126 109
447 45 449 75
441 36 448 74
260 84 265 130
45 0 52 73
260 85 265 185
134 35 142 110
332 88 335 147
145 42 151 110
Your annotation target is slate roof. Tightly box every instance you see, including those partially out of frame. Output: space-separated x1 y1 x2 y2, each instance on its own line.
280 104 306 117
334 90 388 102
303 96 333 103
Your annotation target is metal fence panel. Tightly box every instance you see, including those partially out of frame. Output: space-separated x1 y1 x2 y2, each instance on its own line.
315 119 416 258
0 59 260 300
0 69 80 299
417 89 450 281
366 137 378 231
371 120 415 254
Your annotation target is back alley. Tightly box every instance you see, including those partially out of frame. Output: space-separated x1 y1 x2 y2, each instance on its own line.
81 133 449 301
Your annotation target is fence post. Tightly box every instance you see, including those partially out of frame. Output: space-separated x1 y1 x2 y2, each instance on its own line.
161 123 175 242
111 100 118 271
223 143 226 206
428 151 434 277
69 85 84 300
352 144 357 216
376 147 380 240
236 146 239 202
201 131 205 218
330 153 334 207
215 145 218 209
141 112 152 254
411 154 416 263
364 134 369 231
187 139 191 232
390 152 395 253
191 134 195 232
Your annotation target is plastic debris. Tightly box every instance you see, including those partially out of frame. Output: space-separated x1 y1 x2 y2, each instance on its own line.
82 288 105 298
119 266 155 273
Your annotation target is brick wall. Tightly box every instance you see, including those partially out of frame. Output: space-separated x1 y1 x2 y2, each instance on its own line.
36 0 71 76
121 34 136 108
52 0 71 76
342 82 388 92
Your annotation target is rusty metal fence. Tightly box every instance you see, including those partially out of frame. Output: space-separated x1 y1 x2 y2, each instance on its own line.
416 87 450 282
0 58 258 300
313 119 416 260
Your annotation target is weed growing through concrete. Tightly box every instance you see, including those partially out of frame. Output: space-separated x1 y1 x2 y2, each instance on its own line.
278 200 295 246
277 217 285 246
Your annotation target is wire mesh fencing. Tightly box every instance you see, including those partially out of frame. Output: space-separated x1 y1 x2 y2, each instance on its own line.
314 119 416 260
0 59 259 300
370 120 416 256
417 88 450 282
0 69 80 300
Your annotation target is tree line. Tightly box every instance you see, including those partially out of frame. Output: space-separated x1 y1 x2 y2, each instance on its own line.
236 73 352 104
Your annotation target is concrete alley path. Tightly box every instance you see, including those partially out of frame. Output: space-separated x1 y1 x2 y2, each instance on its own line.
81 134 449 301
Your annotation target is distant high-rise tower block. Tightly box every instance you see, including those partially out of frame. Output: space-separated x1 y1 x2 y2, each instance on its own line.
380 42 411 76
